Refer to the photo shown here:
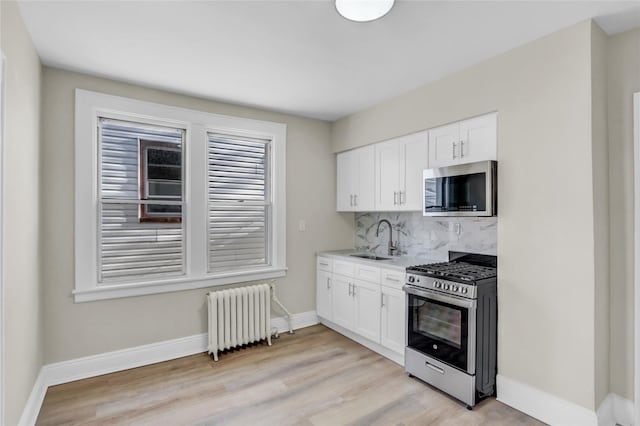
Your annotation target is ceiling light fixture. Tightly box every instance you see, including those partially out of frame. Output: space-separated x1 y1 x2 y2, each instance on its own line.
335 0 395 22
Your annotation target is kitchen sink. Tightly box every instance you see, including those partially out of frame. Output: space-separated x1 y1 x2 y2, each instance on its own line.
349 253 391 261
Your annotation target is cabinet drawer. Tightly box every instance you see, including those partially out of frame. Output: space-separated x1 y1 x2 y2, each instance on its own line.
381 269 405 290
333 260 356 277
317 257 332 272
355 264 380 283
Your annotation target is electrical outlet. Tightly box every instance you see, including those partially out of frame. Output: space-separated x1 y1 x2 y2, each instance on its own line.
298 219 306 232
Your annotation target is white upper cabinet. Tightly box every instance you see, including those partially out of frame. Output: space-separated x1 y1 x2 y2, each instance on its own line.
336 145 375 212
402 133 430 210
428 122 459 168
375 132 429 211
336 152 354 211
337 112 496 212
428 112 497 168
375 140 401 211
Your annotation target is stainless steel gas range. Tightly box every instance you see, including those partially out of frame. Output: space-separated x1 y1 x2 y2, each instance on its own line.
404 251 497 409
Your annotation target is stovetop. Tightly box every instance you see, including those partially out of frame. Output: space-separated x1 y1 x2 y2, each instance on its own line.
405 252 497 298
407 261 497 282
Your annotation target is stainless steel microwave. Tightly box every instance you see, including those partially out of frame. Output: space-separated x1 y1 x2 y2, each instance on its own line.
423 161 497 217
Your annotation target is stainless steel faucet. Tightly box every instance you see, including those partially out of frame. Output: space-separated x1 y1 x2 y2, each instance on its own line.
376 219 398 256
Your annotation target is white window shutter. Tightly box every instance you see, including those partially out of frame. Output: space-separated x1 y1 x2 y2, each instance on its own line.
207 133 271 272
98 119 186 283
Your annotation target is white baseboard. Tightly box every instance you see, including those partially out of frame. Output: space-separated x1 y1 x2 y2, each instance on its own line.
496 374 599 426
43 333 209 387
272 310 319 333
19 310 318 426
597 393 634 426
611 393 635 426
597 393 616 426
17 369 47 426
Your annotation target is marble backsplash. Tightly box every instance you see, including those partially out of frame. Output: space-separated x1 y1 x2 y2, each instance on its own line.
354 212 497 260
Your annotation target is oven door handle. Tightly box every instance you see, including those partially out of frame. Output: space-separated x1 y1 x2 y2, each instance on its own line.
403 285 476 309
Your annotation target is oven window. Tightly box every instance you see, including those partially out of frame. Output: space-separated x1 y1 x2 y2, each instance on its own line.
415 301 462 348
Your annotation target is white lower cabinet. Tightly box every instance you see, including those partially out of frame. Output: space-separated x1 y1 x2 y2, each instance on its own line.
316 269 333 320
316 256 406 364
352 280 381 342
332 275 355 329
380 286 406 354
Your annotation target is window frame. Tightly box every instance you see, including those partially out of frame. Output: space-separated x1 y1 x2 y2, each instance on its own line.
75 89 287 302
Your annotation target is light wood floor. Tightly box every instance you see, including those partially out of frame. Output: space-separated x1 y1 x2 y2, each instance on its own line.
36 325 544 426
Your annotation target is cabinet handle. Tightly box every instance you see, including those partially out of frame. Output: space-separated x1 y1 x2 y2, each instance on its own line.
348 283 352 296
319 262 329 266
353 194 357 206
349 194 353 207
393 191 398 206
352 285 356 297
386 276 400 282
381 293 385 308
460 140 465 157
452 142 457 159
326 277 331 289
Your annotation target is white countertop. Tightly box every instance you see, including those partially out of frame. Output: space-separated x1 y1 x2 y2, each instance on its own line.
317 249 444 272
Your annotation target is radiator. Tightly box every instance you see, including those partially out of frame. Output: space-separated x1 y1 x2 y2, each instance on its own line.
207 284 272 361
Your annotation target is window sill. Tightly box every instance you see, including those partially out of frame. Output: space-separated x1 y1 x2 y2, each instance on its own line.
73 267 288 303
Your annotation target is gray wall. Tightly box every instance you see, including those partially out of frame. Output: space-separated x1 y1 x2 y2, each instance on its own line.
607 27 640 401
333 21 602 410
40 68 354 364
1 2 44 424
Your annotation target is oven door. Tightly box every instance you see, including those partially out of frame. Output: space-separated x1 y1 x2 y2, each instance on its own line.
405 285 477 374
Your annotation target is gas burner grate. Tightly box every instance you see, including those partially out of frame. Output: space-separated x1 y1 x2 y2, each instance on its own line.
408 261 496 282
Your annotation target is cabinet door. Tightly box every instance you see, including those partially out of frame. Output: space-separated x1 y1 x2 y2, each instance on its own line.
375 140 401 211
355 145 375 211
336 151 354 211
316 270 333 320
428 123 459 168
458 113 497 164
332 275 355 330
380 286 406 354
400 132 429 211
353 280 381 343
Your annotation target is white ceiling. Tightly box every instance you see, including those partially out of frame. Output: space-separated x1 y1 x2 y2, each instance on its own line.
18 1 640 121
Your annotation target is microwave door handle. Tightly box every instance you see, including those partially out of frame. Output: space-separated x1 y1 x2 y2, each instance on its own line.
441 177 448 210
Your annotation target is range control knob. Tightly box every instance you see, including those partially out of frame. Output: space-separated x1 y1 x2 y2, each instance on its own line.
408 276 415 283
433 281 440 288
451 286 458 292
444 284 450 290
461 288 468 294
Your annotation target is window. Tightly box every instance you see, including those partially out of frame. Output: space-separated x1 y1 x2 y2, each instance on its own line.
139 140 183 223
98 119 186 283
208 133 270 272
75 90 286 302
